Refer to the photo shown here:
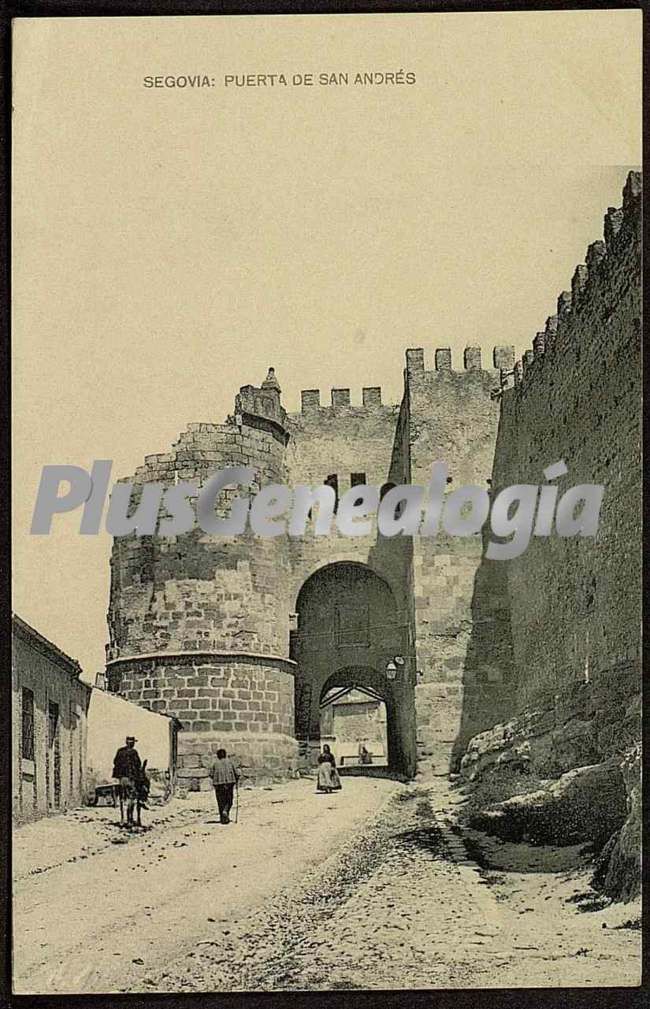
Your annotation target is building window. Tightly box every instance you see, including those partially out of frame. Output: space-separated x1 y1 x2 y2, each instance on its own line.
324 474 339 513
21 688 34 761
350 473 367 506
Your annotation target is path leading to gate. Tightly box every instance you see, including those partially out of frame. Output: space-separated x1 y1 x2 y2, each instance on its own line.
13 774 641 994
13 776 397 994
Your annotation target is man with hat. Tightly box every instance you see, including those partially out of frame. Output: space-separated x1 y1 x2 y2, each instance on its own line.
112 735 142 827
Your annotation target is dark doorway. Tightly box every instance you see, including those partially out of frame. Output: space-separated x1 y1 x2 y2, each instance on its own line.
47 701 61 809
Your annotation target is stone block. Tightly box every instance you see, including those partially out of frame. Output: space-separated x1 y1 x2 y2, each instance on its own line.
331 388 350 407
362 387 382 406
463 347 481 371
435 348 452 371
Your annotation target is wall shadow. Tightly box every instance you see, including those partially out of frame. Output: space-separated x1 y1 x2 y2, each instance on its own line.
338 765 410 783
449 421 518 773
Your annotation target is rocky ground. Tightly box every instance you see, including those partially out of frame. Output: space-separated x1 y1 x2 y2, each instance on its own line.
13 772 641 994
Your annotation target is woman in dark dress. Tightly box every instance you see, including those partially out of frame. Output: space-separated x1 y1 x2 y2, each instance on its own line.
316 744 342 792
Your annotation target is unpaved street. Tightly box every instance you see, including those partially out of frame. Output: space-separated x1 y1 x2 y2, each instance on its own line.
13 774 641 994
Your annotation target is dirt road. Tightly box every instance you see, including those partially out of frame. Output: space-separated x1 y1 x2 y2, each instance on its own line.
13 774 641 994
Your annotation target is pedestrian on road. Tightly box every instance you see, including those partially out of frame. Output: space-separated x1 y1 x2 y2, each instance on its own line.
316 744 342 793
112 735 142 827
210 748 239 824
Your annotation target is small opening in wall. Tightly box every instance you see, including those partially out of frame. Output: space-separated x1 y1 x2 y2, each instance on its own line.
324 474 339 513
350 473 368 506
21 688 35 761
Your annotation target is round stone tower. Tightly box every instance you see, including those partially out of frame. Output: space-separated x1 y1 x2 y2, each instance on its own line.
105 369 298 788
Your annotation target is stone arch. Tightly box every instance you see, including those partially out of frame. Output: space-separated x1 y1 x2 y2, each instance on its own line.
318 665 396 768
290 555 402 614
291 561 416 777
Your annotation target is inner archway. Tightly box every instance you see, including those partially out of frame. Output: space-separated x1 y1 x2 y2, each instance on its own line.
320 683 388 768
318 666 395 767
291 561 417 777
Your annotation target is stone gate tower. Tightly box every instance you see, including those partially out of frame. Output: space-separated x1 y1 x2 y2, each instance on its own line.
105 350 514 786
106 370 299 786
106 173 641 789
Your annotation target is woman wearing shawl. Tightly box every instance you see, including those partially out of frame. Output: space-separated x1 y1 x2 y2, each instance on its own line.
316 744 342 793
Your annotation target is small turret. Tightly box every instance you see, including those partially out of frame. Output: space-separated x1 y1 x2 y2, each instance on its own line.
262 367 281 392
235 366 288 441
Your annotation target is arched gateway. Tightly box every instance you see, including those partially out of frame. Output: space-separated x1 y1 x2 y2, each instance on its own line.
106 350 516 786
291 562 417 777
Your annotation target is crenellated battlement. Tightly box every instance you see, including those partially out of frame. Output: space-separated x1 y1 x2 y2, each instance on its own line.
509 170 641 395
405 345 515 382
297 385 390 414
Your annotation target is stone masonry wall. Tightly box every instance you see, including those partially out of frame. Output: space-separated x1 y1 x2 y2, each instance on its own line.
404 347 517 770
107 655 297 788
13 621 91 823
284 394 411 610
491 171 641 720
453 173 642 902
284 392 417 776
106 379 297 786
107 418 291 661
328 700 388 758
178 732 298 791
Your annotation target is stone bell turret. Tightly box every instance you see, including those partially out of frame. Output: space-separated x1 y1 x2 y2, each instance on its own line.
262 367 281 392
235 366 287 437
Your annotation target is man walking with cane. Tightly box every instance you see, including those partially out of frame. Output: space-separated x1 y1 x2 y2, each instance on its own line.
210 748 239 824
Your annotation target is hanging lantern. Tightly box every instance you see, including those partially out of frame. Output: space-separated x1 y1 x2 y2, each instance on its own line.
385 660 397 680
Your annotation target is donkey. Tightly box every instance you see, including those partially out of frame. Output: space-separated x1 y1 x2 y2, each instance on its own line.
119 759 150 829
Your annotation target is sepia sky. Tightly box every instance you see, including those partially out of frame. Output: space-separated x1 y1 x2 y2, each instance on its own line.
12 12 641 680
